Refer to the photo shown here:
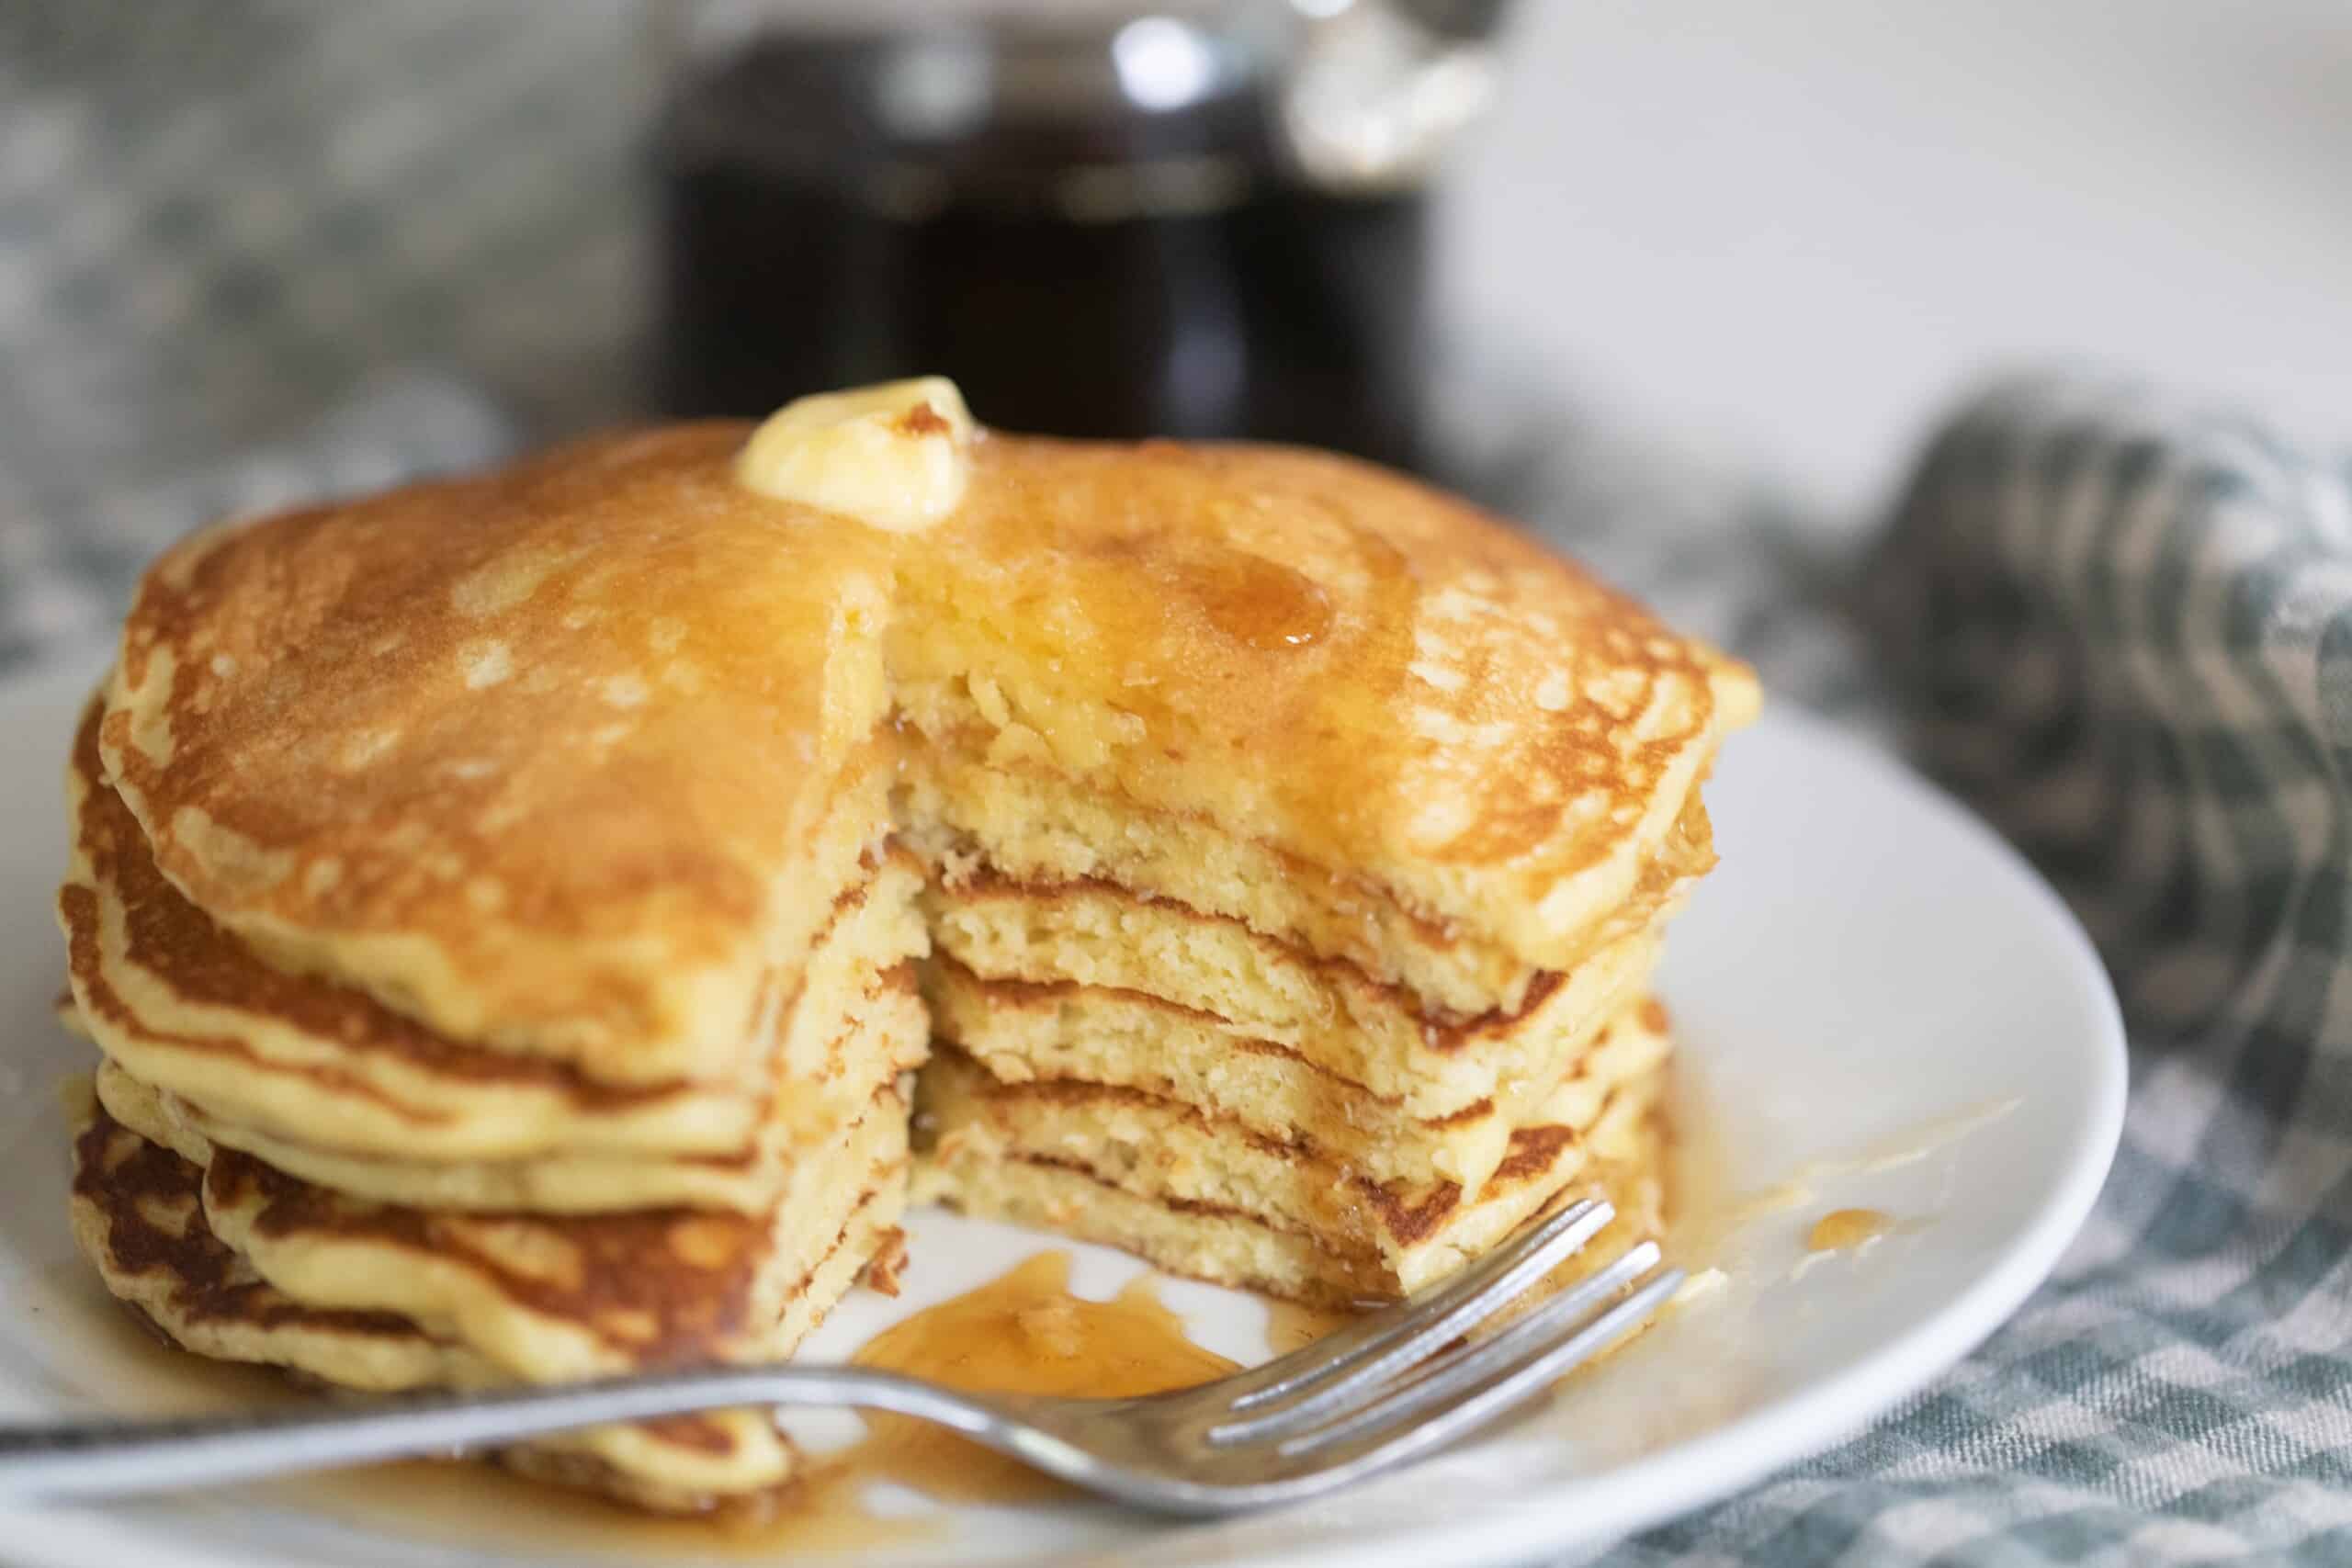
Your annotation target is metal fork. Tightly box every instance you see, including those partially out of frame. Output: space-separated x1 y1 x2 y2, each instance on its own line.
0 1200 1679 1516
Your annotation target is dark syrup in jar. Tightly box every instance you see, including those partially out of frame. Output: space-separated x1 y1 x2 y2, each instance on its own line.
652 31 1430 472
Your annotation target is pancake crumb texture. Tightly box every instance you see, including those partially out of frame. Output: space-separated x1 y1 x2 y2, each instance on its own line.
58 404 1753 1512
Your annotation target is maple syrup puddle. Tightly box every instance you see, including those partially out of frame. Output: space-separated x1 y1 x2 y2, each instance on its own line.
1175 549 1335 652
1264 1297 1359 1356
828 1248 1238 1507
1805 1207 1894 1253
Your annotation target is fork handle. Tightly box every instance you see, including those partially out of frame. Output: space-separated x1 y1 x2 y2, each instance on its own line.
0 1364 1012 1500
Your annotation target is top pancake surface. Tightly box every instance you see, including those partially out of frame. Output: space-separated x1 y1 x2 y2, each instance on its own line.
98 422 1752 1076
100 426 896 1080
899 436 1755 960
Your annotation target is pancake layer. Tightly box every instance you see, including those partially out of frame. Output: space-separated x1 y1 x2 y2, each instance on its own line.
915 998 1672 1304
921 870 1666 1123
69 1088 897 1510
64 703 912 1166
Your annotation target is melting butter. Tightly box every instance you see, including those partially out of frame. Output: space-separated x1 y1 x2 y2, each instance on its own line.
735 376 975 534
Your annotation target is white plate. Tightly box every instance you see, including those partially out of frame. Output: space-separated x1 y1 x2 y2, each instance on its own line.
0 652 2124 1568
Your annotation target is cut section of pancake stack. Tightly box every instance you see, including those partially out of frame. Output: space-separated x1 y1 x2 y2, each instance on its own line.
891 436 1743 1304
55 381 1756 1513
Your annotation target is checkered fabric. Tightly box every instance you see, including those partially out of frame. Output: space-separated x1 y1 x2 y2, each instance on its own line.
1556 383 2352 1566
8 6 2352 1563
0 2 630 667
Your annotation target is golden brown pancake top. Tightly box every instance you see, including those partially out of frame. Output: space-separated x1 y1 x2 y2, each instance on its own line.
100 425 897 1079
907 437 1752 905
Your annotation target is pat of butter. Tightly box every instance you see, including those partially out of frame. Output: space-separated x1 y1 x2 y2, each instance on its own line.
734 377 975 534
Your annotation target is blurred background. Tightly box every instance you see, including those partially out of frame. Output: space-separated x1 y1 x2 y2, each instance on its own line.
2 0 2346 600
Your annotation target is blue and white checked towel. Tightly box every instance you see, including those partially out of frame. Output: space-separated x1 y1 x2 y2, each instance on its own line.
7 7 2352 1563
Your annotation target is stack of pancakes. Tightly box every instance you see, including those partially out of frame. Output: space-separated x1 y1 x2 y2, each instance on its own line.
56 387 1755 1512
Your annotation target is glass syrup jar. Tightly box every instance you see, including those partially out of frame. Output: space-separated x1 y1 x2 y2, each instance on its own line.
650 0 1507 475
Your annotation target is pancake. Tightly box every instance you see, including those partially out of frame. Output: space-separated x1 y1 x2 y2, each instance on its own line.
86 1075 907 1378
62 698 924 1170
922 871 1665 1122
89 958 918 1214
924 964 1577 1196
98 428 901 1083
922 934 1666 1192
895 704 1719 1019
190 1089 904 1382
67 1079 468 1395
915 1101 1668 1312
891 436 1757 1014
67 1088 889 1511
915 999 1673 1306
